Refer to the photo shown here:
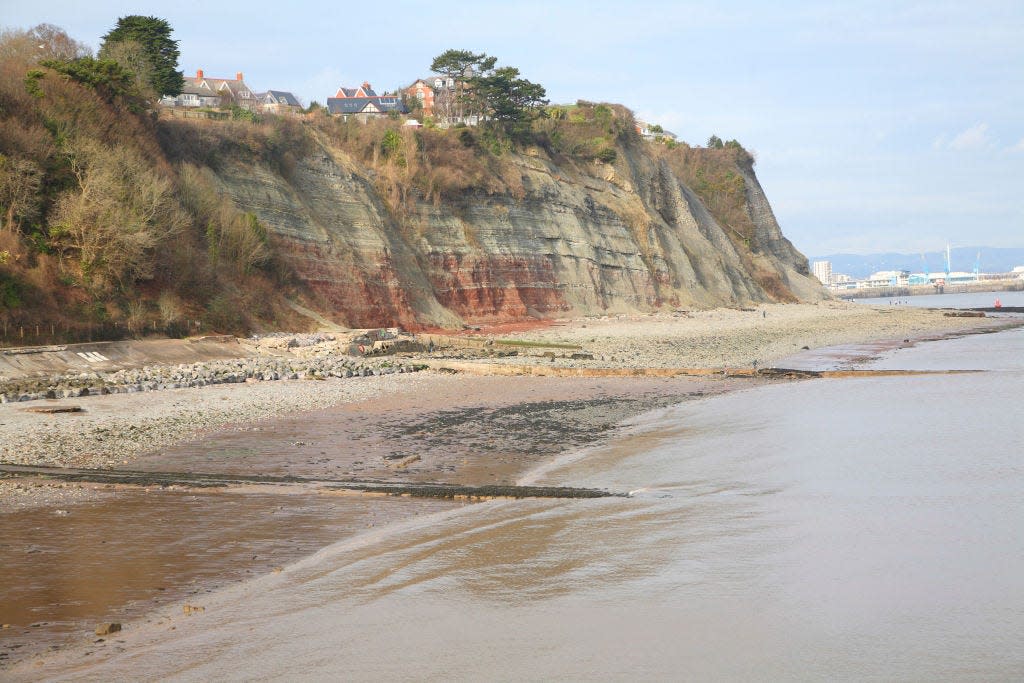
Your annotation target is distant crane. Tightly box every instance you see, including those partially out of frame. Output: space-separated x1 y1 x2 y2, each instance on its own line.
974 251 981 281
920 253 929 282
945 243 952 280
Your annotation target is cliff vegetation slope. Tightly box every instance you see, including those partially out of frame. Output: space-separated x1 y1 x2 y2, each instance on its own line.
0 27 821 341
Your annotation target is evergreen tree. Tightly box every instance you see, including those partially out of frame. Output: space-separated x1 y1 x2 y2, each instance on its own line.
100 16 183 97
471 67 547 123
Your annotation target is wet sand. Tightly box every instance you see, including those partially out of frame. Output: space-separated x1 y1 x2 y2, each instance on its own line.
134 374 746 485
0 488 457 668
0 373 748 670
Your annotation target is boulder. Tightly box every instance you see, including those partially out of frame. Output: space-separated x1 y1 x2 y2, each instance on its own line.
95 622 121 636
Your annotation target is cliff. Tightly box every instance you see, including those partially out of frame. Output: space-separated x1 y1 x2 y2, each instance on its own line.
0 62 820 338
184 112 822 330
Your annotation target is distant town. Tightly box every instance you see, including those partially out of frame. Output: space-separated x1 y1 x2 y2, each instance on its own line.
812 255 1024 294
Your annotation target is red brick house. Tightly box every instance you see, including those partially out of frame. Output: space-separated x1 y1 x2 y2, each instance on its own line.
404 79 435 117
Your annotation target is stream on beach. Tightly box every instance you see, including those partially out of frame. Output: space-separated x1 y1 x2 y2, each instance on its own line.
4 322 1024 679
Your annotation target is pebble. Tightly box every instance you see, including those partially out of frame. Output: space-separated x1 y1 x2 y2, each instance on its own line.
0 368 436 472
0 350 426 405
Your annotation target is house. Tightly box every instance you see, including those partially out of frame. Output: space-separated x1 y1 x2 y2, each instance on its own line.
161 79 221 108
326 82 407 121
162 70 258 111
259 90 302 114
636 121 678 141
404 78 436 117
428 75 457 91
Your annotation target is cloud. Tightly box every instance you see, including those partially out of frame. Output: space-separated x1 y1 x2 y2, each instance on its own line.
1011 138 1024 153
945 123 993 151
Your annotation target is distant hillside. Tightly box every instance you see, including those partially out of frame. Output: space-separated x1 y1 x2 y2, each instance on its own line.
811 248 1024 279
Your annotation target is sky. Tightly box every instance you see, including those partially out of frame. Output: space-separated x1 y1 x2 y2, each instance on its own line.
2 0 1022 257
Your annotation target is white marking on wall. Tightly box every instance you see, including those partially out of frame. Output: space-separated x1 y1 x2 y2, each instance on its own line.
76 352 109 363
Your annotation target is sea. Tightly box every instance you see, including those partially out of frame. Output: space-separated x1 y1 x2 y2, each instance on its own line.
855 289 1024 309
25 297 1020 680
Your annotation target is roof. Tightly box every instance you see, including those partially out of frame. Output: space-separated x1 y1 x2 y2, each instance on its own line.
265 90 302 107
326 97 408 115
214 80 254 98
179 80 220 98
186 76 253 99
419 75 456 89
181 78 217 95
336 86 377 98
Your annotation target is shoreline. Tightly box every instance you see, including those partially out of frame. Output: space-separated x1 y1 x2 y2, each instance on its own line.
2 303 1021 675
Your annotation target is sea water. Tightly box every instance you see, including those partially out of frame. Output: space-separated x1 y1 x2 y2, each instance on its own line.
857 289 1024 309
22 325 1024 681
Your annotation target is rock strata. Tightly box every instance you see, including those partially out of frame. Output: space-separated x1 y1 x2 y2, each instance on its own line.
208 132 824 329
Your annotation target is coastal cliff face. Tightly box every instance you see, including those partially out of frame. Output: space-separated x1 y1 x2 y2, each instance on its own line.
0 58 818 338
207 128 822 330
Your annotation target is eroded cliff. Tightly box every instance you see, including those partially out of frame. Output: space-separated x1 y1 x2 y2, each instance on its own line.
200 118 822 330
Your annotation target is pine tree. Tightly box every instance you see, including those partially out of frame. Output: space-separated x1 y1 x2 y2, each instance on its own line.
100 16 183 97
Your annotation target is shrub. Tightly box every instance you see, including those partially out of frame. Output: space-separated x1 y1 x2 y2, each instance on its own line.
47 137 186 294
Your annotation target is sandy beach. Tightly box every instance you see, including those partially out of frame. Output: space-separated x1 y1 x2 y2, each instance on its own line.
458 300 1008 369
1 302 1020 675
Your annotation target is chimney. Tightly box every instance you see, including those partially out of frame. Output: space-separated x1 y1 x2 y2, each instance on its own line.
236 72 244 81
196 69 203 79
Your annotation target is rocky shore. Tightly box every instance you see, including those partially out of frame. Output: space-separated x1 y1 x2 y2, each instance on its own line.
0 371 437 471
0 342 424 404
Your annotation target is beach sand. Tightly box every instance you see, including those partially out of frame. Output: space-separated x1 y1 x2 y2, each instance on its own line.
1 302 1018 675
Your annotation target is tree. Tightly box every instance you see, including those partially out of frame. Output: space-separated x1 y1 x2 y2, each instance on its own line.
429 49 496 124
40 56 141 103
471 66 547 124
0 24 89 65
430 49 496 80
429 50 548 130
99 16 183 97
48 138 185 294
97 40 156 100
0 155 43 233
707 135 724 149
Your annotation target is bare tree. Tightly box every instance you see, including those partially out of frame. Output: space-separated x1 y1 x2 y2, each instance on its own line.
0 156 43 232
48 138 185 294
0 23 90 65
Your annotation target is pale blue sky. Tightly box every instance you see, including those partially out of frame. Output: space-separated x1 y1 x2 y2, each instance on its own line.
3 0 1022 256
